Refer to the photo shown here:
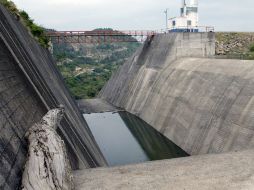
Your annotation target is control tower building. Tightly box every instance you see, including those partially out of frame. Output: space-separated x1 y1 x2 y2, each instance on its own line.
168 0 199 32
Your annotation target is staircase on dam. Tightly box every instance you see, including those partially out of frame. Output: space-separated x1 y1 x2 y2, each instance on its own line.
1 3 254 190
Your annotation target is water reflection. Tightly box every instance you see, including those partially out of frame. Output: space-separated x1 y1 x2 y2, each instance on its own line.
119 112 189 160
84 112 188 167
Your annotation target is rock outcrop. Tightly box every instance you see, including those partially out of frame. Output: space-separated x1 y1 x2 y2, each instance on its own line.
216 32 254 55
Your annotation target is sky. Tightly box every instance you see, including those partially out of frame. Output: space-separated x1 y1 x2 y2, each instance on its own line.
11 0 254 32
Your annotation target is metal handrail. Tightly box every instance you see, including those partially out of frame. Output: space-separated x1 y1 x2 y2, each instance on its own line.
45 30 158 37
168 26 215 32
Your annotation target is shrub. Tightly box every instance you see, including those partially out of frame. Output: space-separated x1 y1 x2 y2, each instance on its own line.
0 0 18 14
250 44 254 52
0 1 49 48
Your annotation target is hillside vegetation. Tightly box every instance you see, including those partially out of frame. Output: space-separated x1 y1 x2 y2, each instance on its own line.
53 37 140 99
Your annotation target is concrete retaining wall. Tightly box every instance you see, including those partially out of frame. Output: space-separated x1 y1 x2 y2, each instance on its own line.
100 32 254 156
0 5 106 189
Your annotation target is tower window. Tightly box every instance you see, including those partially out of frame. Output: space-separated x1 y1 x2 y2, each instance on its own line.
180 8 184 15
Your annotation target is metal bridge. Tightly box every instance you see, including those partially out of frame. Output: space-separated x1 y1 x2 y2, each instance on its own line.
46 30 158 44
45 26 214 44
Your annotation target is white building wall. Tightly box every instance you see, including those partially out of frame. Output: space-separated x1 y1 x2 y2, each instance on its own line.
168 0 199 31
188 11 198 27
190 0 198 6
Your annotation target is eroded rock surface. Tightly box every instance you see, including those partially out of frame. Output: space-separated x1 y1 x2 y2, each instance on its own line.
22 108 74 190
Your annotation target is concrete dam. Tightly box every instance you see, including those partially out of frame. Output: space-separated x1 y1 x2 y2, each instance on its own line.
100 32 254 156
77 32 254 189
1 4 254 190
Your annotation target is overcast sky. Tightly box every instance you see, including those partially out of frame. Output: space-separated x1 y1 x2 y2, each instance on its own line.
11 0 254 32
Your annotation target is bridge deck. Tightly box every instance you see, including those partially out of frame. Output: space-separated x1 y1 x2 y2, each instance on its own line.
46 30 158 43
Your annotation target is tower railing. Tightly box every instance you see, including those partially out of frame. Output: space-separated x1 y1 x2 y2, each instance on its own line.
168 26 214 33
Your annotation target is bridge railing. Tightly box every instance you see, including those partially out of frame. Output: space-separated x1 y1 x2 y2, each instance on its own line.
46 30 158 37
45 27 215 44
45 30 159 44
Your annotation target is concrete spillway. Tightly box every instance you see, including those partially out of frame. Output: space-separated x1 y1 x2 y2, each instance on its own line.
100 32 254 156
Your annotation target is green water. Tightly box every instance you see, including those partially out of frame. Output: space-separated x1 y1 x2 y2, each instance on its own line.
84 111 189 166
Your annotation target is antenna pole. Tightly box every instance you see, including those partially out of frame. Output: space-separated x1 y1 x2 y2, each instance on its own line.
164 9 169 31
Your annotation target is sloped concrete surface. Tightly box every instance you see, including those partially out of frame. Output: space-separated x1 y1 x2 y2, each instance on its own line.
74 149 254 190
0 4 106 179
100 33 254 156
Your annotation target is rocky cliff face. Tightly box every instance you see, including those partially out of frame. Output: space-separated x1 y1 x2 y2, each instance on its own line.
100 32 254 156
0 5 106 189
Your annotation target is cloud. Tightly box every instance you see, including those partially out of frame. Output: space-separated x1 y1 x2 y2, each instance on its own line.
12 0 254 31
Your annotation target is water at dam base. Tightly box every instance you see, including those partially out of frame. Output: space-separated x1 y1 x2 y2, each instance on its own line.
84 111 189 166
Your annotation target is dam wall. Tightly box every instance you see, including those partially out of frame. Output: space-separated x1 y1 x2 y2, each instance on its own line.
100 32 254 156
0 5 106 189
